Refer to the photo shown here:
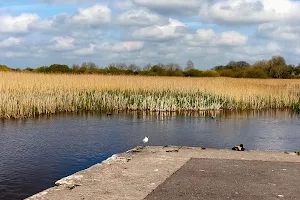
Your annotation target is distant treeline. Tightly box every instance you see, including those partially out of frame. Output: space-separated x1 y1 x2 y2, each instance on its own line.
1 56 300 79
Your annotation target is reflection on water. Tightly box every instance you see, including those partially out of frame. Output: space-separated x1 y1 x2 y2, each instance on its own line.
0 110 299 200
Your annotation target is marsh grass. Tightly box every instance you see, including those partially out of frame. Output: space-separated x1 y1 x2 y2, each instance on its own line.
1 71 300 118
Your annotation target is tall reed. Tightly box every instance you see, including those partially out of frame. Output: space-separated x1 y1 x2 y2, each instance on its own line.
0 71 299 118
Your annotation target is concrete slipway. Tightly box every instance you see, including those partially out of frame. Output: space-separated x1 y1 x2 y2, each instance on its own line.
26 146 300 200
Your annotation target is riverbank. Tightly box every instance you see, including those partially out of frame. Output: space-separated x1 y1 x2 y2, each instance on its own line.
26 146 300 200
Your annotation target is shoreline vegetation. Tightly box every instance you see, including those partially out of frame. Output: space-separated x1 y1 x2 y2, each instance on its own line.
1 56 300 79
0 72 299 119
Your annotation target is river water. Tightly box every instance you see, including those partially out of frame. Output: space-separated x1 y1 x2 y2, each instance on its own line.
0 111 299 200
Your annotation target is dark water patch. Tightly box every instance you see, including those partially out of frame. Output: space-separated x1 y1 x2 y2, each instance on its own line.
0 110 299 200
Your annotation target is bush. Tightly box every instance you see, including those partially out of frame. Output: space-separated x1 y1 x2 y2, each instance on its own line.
201 70 220 77
48 64 71 73
35 66 49 73
0 65 11 71
184 69 203 77
245 68 268 78
217 69 234 77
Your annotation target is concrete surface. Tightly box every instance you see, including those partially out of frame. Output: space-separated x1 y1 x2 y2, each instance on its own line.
25 146 300 200
145 158 300 200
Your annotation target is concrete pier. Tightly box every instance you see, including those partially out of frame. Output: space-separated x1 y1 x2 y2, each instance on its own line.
26 146 300 200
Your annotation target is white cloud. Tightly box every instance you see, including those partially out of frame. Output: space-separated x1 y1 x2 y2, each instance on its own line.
100 41 144 53
258 23 300 41
73 5 111 24
0 13 38 33
51 36 75 50
200 0 300 25
0 13 52 34
188 29 216 41
0 37 22 48
117 9 166 26
51 4 111 29
218 31 248 46
73 44 96 55
131 18 187 41
185 29 248 46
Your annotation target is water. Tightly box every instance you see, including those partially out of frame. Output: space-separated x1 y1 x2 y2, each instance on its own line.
0 111 299 200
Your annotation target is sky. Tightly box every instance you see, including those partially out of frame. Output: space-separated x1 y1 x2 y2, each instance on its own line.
0 0 300 69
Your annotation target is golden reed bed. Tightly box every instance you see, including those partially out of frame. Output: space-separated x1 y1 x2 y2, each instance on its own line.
0 71 299 118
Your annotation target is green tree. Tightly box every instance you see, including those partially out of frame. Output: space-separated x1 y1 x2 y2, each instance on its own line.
267 56 287 78
150 65 164 75
48 64 71 73
86 62 98 73
35 66 49 73
295 65 300 76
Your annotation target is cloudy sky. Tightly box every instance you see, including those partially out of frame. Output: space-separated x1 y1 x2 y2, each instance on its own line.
0 0 300 69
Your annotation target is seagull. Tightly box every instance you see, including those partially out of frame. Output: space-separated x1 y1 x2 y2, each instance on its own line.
142 136 149 144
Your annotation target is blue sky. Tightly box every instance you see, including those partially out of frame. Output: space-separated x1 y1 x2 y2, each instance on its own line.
1 0 300 69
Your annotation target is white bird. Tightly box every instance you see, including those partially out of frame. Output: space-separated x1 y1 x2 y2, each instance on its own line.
142 136 149 144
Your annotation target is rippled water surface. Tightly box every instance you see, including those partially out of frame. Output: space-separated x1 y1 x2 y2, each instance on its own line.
0 111 299 200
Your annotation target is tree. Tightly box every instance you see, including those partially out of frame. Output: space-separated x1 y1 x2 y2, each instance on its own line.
166 63 181 71
253 60 268 68
143 63 152 71
267 56 287 78
226 61 237 69
236 61 250 68
150 65 164 73
128 64 138 72
185 60 195 71
86 62 98 73
213 65 226 70
87 62 97 69
116 63 128 70
48 64 71 73
226 61 250 69
72 64 80 73
295 65 300 76
35 66 49 73
76 63 88 73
